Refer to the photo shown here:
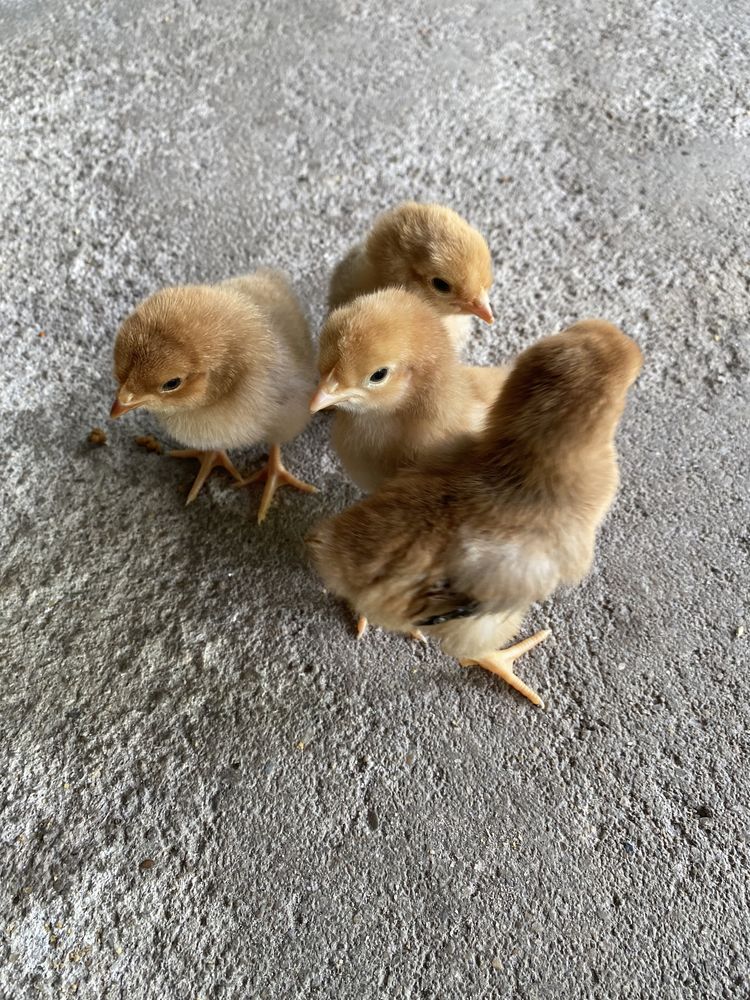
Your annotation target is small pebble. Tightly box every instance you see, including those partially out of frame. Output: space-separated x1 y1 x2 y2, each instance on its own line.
623 841 636 855
736 625 745 639
405 752 416 767
134 435 162 454
492 957 503 971
139 858 155 871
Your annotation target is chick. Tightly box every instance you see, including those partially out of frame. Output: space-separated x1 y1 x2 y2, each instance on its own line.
111 270 317 521
328 202 494 353
310 288 508 494
308 320 643 706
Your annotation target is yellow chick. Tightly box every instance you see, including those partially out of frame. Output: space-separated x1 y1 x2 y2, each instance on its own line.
310 288 508 494
111 270 317 521
328 202 494 353
308 320 643 706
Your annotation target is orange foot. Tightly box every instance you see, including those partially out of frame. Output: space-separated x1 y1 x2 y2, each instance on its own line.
460 629 550 707
235 443 317 523
169 449 244 504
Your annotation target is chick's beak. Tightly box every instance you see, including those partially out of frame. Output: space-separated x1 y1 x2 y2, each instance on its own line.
310 374 346 413
463 291 494 324
110 392 145 419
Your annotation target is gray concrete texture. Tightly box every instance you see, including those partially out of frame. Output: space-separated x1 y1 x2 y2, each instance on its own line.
1 0 748 997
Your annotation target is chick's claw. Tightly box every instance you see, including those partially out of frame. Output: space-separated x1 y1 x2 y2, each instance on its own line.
234 444 317 523
460 629 550 708
355 618 425 645
169 449 245 504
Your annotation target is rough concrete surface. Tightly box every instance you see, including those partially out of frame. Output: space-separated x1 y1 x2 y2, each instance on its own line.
1 1 749 997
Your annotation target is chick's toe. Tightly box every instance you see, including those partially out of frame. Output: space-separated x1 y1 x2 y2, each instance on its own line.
169 449 245 504
460 629 550 708
235 444 317 523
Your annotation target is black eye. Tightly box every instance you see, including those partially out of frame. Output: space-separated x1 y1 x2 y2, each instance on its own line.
369 367 389 384
431 277 451 293
161 378 182 392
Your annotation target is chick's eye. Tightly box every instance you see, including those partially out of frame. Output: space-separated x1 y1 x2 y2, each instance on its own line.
161 377 182 392
431 277 451 293
368 367 389 384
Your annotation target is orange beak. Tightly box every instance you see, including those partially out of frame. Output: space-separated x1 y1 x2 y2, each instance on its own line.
110 393 145 419
463 291 494 324
310 373 345 413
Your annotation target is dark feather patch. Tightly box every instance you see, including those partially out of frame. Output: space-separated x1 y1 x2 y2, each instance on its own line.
415 600 480 628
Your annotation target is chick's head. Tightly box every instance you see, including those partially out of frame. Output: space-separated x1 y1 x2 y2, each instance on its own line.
311 288 451 414
367 202 494 323
111 287 234 418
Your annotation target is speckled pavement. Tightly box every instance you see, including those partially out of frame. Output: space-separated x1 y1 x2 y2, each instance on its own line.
1 1 749 997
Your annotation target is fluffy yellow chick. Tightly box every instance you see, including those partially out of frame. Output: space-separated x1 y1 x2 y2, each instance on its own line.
308 320 643 706
111 270 317 521
328 202 494 353
310 288 508 494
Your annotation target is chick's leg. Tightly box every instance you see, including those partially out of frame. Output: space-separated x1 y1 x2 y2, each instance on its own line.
460 629 550 708
169 449 244 505
235 444 317 523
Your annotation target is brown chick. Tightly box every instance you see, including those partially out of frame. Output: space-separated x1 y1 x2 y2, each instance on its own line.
111 270 317 521
328 202 494 354
310 288 509 494
307 319 643 707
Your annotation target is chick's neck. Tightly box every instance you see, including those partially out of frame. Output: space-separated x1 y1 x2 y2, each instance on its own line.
476 401 622 502
400 350 466 421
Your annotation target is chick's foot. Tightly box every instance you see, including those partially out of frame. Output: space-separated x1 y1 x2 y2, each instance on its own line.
235 443 317 523
460 629 550 707
169 449 245 504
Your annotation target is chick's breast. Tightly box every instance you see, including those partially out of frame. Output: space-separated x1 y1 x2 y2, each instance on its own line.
224 270 316 444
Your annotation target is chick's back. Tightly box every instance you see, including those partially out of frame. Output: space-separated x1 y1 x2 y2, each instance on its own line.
327 245 379 312
221 270 313 370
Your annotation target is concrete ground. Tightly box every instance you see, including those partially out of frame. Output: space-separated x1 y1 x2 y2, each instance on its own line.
1 1 749 997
